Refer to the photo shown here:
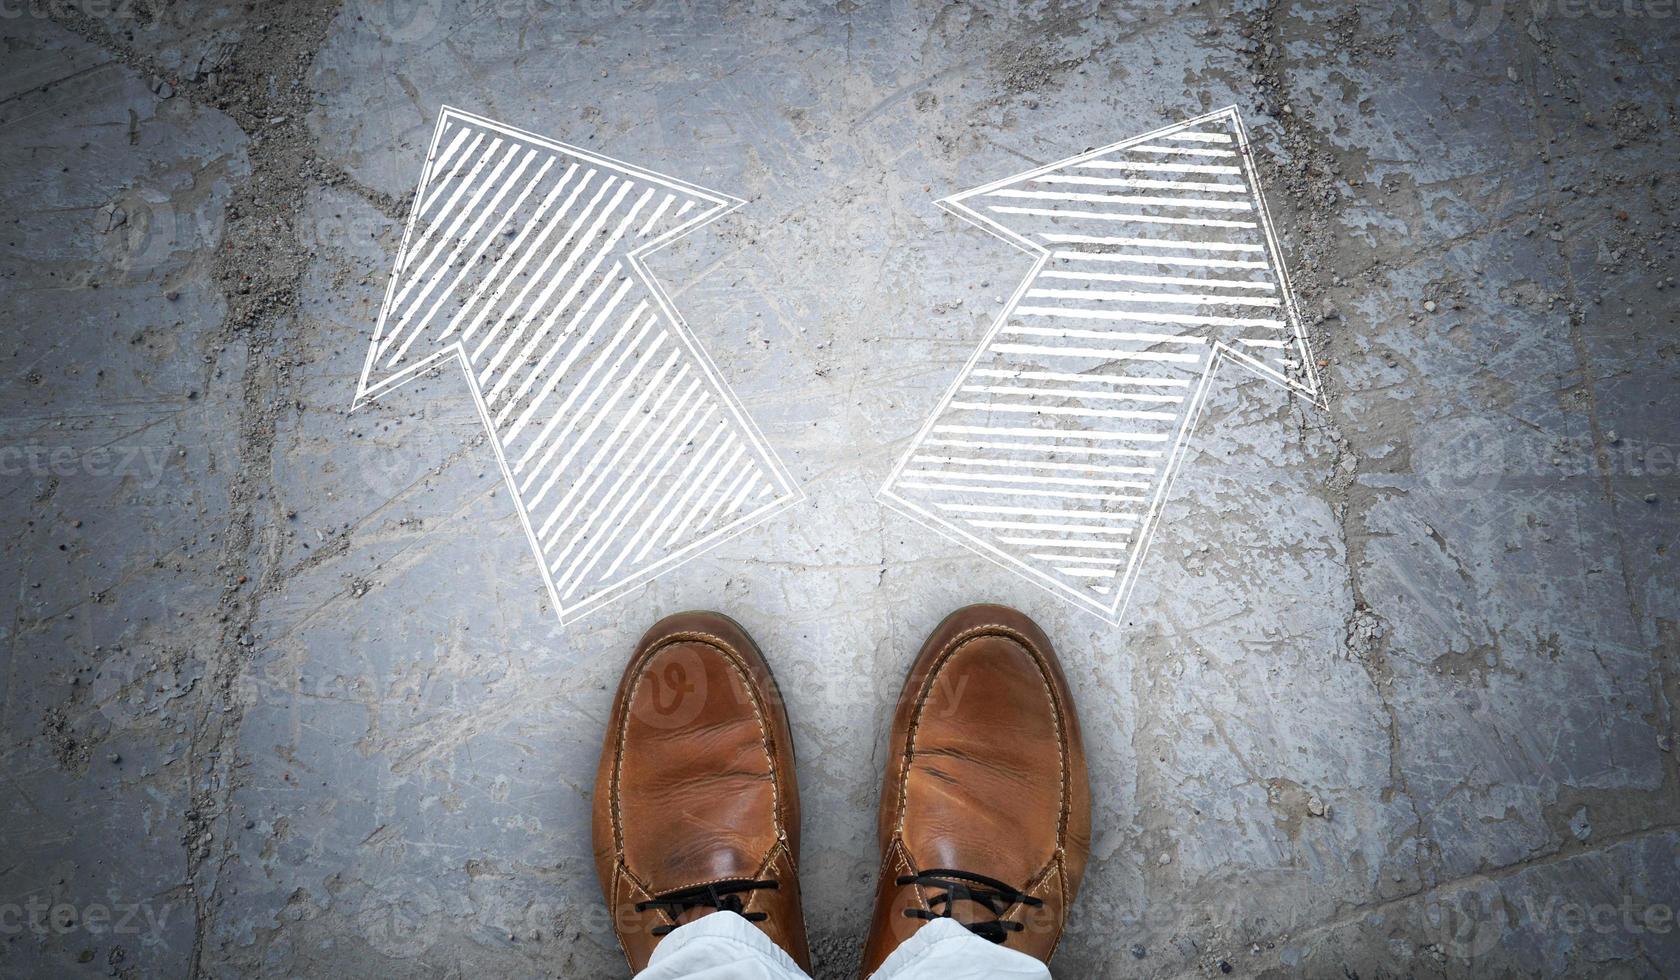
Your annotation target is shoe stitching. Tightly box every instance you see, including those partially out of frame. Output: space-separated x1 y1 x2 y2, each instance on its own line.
890 838 928 914
609 867 634 962
1007 860 1061 941
886 620 1074 961
893 623 1070 846
614 865 671 952
624 845 808 968
654 841 788 903
762 843 812 968
771 841 814 967
1009 861 1053 924
863 839 926 977
1047 855 1069 961
610 629 781 865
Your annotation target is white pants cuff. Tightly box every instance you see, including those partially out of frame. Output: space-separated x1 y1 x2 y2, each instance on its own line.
630 911 1053 980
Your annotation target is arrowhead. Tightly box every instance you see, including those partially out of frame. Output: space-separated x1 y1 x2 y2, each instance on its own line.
354 107 799 623
353 106 738 408
938 105 1321 403
884 107 1322 621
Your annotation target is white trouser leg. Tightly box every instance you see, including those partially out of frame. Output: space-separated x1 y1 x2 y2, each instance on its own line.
631 912 1054 980
866 919 1054 980
631 911 814 980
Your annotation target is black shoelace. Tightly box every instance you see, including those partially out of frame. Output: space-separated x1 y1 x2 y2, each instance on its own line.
897 868 1043 944
635 879 780 936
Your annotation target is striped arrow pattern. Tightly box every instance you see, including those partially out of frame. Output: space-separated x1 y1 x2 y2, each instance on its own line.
356 107 799 624
881 107 1321 622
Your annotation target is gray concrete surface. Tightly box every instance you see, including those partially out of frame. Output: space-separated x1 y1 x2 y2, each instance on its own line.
2 1 1677 977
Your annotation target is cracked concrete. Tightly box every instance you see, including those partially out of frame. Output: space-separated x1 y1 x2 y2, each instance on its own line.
2 1 1676 977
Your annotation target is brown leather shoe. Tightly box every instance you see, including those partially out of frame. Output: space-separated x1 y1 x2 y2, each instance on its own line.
592 611 811 972
860 604 1091 975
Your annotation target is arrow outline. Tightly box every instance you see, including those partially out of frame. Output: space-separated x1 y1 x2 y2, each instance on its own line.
353 105 803 624
878 106 1323 623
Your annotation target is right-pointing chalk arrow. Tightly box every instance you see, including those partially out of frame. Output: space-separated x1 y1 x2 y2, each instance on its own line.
880 106 1323 623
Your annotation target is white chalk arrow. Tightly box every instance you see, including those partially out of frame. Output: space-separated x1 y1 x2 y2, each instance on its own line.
355 106 800 624
880 106 1322 623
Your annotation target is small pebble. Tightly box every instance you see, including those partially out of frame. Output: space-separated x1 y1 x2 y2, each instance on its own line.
1130 944 1147 959
1646 493 1660 503
1423 300 1437 313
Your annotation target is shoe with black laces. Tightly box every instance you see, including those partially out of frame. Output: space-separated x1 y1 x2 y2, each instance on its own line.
859 604 1091 976
592 611 810 972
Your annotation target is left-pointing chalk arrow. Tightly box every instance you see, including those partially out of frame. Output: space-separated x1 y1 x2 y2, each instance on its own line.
354 106 800 624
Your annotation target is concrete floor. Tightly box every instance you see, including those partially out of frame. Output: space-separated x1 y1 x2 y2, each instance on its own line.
2 1 1677 977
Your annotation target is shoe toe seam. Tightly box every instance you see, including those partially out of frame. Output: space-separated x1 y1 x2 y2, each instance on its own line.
893 624 1071 850
611 631 782 875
